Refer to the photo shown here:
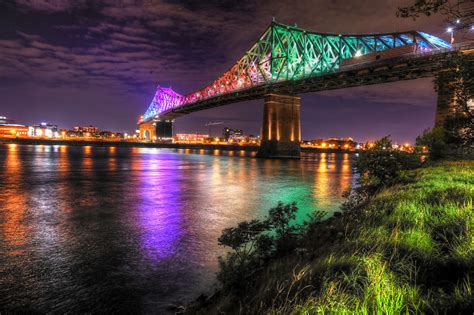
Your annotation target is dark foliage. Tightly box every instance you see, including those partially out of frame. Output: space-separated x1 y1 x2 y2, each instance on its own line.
217 202 323 290
416 115 473 160
397 0 473 33
354 136 422 192
399 2 473 155
341 136 422 212
444 114 474 147
416 126 448 159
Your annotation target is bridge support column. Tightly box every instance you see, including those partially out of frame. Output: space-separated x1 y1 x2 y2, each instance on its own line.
155 120 174 139
434 72 458 127
257 94 301 158
138 121 156 142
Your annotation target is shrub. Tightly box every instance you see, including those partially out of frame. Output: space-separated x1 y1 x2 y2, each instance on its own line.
416 127 447 160
217 202 323 290
355 136 421 193
443 114 474 147
340 136 423 211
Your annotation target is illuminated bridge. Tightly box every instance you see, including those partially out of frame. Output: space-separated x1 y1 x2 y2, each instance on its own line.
139 21 472 158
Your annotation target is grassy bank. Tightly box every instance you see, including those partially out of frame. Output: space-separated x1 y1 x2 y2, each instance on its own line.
189 161 474 314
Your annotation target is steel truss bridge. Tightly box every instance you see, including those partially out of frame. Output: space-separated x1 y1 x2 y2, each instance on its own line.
141 21 455 122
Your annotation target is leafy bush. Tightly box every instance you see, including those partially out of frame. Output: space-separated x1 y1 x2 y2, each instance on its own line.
217 202 323 290
443 114 474 147
340 136 423 212
355 136 421 192
416 117 474 160
416 126 447 160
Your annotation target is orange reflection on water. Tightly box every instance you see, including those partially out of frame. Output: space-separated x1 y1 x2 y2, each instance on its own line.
82 147 93 174
1 144 28 253
83 146 92 155
58 145 69 174
107 147 118 171
314 153 330 206
108 157 118 172
340 153 352 192
312 153 353 208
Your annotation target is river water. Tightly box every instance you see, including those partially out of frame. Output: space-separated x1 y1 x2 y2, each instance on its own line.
0 144 354 313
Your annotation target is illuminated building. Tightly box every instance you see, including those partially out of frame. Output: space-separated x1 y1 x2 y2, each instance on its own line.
303 137 358 150
73 125 100 134
0 124 29 138
0 116 14 124
325 138 357 150
0 116 29 138
98 131 116 139
30 123 59 138
223 127 243 141
174 133 209 143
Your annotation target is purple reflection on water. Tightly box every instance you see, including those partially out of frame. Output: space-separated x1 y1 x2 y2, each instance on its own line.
135 153 183 260
0 145 354 313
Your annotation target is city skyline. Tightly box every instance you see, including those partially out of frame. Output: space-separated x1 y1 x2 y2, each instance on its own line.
0 1 467 142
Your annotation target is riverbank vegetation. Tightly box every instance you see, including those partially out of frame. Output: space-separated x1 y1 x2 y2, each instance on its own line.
186 141 473 314
184 3 474 311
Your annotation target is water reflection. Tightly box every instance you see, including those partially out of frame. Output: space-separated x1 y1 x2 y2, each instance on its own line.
0 145 355 313
131 152 183 260
1 144 28 254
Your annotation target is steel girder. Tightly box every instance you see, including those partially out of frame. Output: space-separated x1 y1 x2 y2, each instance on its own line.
142 22 451 122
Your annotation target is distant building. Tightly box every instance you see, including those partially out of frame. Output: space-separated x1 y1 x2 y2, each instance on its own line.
303 137 358 150
99 131 116 139
0 125 29 138
73 125 100 134
223 127 243 141
30 123 59 138
174 133 209 142
0 116 29 138
0 116 14 125
325 138 357 150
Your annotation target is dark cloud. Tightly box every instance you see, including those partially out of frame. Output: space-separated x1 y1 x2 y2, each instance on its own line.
0 0 460 141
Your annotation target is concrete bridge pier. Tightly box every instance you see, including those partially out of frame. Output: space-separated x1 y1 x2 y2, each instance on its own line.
434 72 458 127
257 94 301 158
139 119 174 142
139 120 156 141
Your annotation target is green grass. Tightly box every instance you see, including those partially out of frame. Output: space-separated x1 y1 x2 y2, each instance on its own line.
190 161 474 314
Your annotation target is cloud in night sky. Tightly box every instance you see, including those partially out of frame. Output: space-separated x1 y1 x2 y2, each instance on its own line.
0 0 463 142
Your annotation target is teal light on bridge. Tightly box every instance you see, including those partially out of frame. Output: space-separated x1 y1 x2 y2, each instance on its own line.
143 22 450 121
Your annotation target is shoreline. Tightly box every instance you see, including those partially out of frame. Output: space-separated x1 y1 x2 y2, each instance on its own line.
0 138 358 154
185 160 474 314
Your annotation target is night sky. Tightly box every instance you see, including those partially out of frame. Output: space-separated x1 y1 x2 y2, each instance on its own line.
0 0 466 143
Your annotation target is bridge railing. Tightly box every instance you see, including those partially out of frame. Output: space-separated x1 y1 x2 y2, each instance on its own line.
338 41 474 73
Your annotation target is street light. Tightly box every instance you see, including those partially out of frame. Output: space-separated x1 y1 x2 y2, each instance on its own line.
447 27 454 44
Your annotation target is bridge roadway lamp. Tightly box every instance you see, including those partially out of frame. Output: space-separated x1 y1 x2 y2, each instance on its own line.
447 27 454 44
